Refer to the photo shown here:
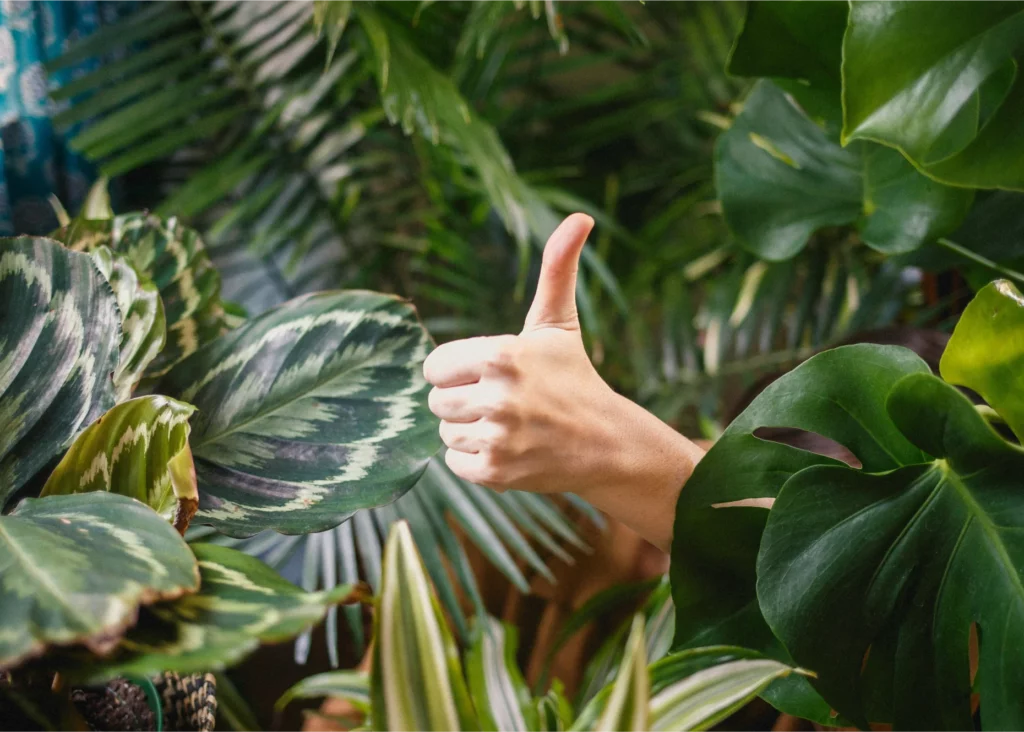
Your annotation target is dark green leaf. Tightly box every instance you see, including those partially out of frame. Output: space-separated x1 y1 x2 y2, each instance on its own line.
759 372 1024 729
0 492 199 672
157 291 438 536
0 237 121 505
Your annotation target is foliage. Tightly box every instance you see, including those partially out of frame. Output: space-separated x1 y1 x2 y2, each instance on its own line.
280 521 801 732
671 280 1024 728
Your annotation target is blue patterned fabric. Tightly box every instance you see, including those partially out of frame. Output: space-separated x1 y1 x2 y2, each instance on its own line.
0 1 132 235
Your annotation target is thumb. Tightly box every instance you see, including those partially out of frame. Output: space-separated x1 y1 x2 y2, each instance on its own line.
522 213 594 332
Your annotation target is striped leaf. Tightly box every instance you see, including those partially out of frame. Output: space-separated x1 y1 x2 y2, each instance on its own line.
573 646 799 732
371 521 478 731
0 237 121 505
466 616 538 732
276 670 371 715
40 396 199 533
90 247 167 401
59 543 362 684
157 291 439 536
0 492 200 672
55 213 229 378
594 616 649 732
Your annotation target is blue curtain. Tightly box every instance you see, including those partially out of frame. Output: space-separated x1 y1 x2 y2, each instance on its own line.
0 1 132 235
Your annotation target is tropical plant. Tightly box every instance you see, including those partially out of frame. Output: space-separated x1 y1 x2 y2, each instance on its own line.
278 521 804 732
0 207 438 726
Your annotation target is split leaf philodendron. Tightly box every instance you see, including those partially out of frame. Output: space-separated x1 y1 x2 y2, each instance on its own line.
672 279 1024 728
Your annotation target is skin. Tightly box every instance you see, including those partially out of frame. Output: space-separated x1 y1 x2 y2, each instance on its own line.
423 213 706 553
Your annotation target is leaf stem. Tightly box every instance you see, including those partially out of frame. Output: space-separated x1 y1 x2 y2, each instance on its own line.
936 238 1024 286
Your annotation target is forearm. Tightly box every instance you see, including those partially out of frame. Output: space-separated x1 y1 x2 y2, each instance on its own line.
584 393 706 553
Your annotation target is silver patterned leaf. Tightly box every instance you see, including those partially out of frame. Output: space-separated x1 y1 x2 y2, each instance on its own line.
0 492 199 672
90 246 167 401
158 290 439 536
0 236 121 506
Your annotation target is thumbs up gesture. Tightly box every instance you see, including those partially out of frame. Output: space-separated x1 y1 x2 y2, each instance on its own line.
423 214 703 549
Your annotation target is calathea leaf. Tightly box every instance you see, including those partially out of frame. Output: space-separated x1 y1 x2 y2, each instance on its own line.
0 236 121 506
0 492 199 672
90 247 167 401
371 521 477 731
58 543 362 684
40 396 198 533
157 291 438 536
843 2 1024 189
670 344 931 723
716 81 972 261
55 213 229 378
759 373 1024 730
940 279 1024 442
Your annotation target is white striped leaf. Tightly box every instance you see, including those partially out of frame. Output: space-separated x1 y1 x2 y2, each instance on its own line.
55 213 229 378
0 492 199 672
40 396 199 533
90 247 167 401
371 521 477 731
594 615 649 732
276 670 371 715
157 291 439 536
0 237 121 505
58 543 362 684
465 616 537 732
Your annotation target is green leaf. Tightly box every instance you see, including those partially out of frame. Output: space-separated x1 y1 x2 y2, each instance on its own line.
843 2 1024 189
940 280 1024 441
40 396 198 533
716 81 972 260
276 670 370 715
465 617 537 732
0 237 121 505
0 492 199 672
759 372 1024 729
156 291 438 536
59 543 361 683
594 615 649 731
313 0 352 69
89 247 167 401
573 646 796 732
670 344 931 722
55 213 229 379
371 521 478 731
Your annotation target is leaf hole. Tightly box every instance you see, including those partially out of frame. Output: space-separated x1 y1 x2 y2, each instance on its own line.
752 426 863 469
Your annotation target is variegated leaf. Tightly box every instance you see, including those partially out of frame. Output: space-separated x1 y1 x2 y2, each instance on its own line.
594 615 649 731
465 617 537 732
90 247 167 401
0 492 199 672
40 396 198 533
0 237 120 506
372 521 478 731
157 291 439 536
54 213 229 378
59 543 362 684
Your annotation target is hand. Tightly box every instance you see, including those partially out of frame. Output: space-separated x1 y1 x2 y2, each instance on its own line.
423 214 703 551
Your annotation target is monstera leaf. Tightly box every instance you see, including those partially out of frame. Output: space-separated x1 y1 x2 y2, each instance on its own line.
90 247 167 401
41 396 198 533
56 213 229 377
671 344 931 722
59 543 362 683
0 237 121 505
940 279 1024 441
843 2 1024 189
716 81 972 261
759 373 1024 729
0 492 199 672
157 291 438 536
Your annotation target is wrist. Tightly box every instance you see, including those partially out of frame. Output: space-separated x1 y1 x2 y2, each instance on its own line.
586 392 704 552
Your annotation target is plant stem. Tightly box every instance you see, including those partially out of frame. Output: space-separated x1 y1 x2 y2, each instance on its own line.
936 238 1024 285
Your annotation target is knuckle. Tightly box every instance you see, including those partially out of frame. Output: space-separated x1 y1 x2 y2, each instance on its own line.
484 337 520 374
